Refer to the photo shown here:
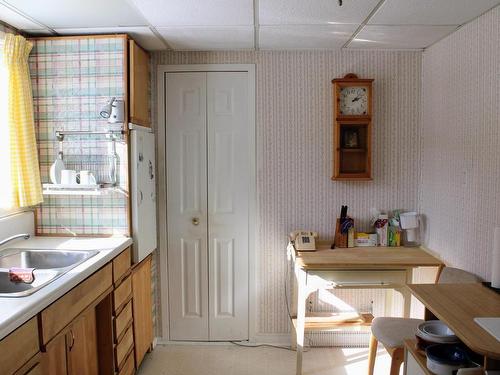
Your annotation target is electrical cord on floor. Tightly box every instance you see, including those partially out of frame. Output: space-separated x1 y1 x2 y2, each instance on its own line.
230 247 312 352
229 341 296 351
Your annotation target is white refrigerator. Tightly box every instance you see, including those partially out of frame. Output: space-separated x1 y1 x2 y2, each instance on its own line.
130 124 157 263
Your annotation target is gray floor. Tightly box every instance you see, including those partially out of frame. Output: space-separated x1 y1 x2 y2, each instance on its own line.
136 344 394 375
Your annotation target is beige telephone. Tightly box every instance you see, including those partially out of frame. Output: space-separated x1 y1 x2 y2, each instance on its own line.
290 230 318 251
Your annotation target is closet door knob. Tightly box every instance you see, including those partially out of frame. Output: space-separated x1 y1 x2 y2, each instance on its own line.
192 217 200 226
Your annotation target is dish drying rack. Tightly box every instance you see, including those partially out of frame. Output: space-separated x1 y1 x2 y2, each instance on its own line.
42 129 126 196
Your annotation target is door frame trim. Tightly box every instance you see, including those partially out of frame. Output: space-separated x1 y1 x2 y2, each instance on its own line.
157 64 256 341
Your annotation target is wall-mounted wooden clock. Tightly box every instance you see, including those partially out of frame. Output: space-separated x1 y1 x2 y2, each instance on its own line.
332 73 374 181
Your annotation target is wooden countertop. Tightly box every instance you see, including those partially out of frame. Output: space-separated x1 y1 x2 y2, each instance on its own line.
294 242 443 270
408 283 500 359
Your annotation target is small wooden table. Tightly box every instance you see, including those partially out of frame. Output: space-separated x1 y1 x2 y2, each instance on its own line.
408 283 500 370
289 242 443 375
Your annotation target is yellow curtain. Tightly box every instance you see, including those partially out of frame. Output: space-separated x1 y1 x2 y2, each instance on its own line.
3 34 43 208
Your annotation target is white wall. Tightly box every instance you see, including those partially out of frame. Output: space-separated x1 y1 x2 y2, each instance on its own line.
0 211 35 242
152 50 423 337
420 5 500 280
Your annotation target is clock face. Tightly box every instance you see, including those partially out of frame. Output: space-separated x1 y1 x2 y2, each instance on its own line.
339 86 368 116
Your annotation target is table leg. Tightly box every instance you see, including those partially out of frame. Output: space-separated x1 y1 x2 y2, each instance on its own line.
401 287 412 318
402 269 413 318
295 268 308 375
290 261 298 350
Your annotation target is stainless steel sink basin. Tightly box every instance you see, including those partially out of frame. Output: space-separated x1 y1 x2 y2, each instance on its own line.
0 249 98 297
0 249 97 269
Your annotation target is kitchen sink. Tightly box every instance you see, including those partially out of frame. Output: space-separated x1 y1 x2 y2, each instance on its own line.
0 249 98 297
0 249 97 269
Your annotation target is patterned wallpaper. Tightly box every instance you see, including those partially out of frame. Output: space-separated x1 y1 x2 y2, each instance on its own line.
151 50 423 337
30 37 129 235
420 5 500 280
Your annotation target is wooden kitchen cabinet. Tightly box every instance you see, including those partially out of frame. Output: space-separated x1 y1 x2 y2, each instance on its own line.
132 256 154 367
129 40 150 127
41 304 101 375
0 317 40 375
66 309 99 375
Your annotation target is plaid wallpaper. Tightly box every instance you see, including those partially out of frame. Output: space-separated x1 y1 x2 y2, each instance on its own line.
30 36 129 236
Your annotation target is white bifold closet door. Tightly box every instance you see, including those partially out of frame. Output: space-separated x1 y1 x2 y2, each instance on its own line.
166 71 249 341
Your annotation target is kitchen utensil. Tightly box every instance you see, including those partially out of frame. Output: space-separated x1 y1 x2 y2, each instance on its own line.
77 171 97 186
49 152 65 184
61 170 77 185
416 320 460 344
426 344 470 375
400 211 419 246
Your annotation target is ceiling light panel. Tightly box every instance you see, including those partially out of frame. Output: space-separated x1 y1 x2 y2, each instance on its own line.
54 27 167 50
3 0 147 28
349 25 458 49
260 24 357 49
130 0 254 26
157 27 254 50
259 0 381 25
0 3 46 30
370 0 500 25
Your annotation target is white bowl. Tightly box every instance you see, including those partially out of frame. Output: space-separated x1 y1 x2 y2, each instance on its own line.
417 321 459 344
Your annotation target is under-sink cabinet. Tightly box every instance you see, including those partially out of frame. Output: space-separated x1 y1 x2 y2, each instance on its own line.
0 317 40 375
0 245 153 375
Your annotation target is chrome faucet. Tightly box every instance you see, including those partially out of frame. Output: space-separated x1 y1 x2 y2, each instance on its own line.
0 233 30 247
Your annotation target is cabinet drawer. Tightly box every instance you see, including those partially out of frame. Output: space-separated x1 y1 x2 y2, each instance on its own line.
0 317 39 375
118 351 135 375
41 263 112 345
307 269 408 287
115 326 134 369
113 275 132 313
113 247 131 285
114 300 133 342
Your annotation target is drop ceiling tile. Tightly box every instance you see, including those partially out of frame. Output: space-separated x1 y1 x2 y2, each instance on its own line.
259 0 380 25
349 25 458 49
2 0 147 28
259 24 357 49
54 27 167 50
157 27 254 50
370 0 500 25
0 3 46 30
130 0 254 26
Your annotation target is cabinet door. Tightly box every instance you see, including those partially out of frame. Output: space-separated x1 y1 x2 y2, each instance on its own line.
41 333 67 375
22 363 42 375
129 40 150 126
166 72 209 340
132 256 153 367
66 309 99 375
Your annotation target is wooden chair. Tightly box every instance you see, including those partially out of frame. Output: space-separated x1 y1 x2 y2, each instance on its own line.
367 267 481 375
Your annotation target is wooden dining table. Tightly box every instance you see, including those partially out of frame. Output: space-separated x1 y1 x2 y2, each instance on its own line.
408 283 500 370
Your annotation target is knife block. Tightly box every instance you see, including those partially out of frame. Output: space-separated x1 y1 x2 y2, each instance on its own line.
334 218 349 248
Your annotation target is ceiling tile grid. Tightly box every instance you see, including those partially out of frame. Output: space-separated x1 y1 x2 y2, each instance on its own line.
0 0 499 51
259 24 358 50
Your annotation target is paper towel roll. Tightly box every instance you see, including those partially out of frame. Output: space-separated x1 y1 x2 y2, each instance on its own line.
492 227 500 288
